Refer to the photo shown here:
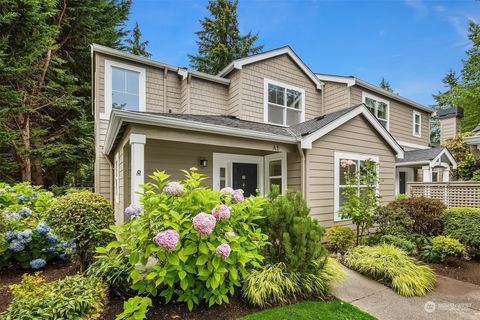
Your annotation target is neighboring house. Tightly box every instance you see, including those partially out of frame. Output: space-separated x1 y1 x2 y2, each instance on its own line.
465 122 480 159
91 44 457 227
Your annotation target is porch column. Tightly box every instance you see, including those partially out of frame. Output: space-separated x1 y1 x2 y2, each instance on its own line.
443 167 450 182
422 166 431 182
130 134 146 205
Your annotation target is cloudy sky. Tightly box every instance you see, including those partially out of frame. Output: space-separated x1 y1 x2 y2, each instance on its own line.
127 0 480 106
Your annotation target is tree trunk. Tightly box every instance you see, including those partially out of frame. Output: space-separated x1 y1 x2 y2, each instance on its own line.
32 160 44 186
18 113 32 182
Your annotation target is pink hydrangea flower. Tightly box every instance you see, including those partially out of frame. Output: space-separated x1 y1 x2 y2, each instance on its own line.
192 212 216 236
155 230 180 251
233 189 244 203
162 182 184 196
216 243 231 259
340 159 356 168
211 204 231 220
226 231 236 238
220 187 235 196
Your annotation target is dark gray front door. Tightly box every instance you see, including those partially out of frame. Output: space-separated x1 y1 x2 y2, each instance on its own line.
232 163 258 197
399 171 406 194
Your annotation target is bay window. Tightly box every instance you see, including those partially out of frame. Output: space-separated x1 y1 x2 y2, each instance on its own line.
363 92 389 129
265 79 305 126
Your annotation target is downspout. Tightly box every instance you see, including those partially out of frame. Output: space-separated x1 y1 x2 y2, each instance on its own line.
297 143 306 199
163 68 168 112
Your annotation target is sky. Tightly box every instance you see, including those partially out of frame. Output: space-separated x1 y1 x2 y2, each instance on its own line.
126 0 480 107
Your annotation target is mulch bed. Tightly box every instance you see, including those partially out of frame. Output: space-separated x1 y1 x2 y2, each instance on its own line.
429 255 480 286
0 260 80 313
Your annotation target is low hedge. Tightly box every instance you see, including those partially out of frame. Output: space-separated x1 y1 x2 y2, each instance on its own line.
442 207 480 249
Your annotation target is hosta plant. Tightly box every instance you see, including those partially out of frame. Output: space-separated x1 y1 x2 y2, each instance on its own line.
99 168 268 310
422 236 469 263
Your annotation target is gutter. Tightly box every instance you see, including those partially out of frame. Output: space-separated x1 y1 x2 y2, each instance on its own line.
464 135 480 145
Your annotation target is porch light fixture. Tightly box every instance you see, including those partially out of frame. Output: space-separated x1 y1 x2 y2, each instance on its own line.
200 159 208 167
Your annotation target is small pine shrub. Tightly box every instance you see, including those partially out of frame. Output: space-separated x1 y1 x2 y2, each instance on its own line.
422 236 469 263
442 207 480 249
374 206 413 236
344 244 436 297
387 197 446 235
325 226 355 253
2 274 107 320
46 191 114 271
379 235 417 256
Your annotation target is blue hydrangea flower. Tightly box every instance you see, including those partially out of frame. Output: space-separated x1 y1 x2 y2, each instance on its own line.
18 229 32 240
18 207 32 217
61 240 76 251
4 231 16 242
36 222 50 235
59 253 69 261
30 258 46 269
3 211 20 220
46 246 59 254
17 195 30 201
125 204 142 218
47 234 58 244
9 239 25 252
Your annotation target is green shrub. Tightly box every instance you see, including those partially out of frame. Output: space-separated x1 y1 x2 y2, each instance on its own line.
259 186 327 272
46 190 114 271
325 226 355 253
344 244 436 297
374 206 413 236
442 207 480 249
0 182 54 216
422 236 469 263
100 169 268 311
115 296 152 320
387 197 446 235
379 235 417 256
242 258 344 308
1 274 107 320
395 193 410 201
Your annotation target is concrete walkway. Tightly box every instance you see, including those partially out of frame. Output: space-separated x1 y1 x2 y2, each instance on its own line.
332 265 480 320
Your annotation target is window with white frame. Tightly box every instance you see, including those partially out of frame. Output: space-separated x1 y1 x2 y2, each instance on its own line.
363 92 389 129
103 60 145 118
334 152 379 221
265 153 287 193
264 79 305 126
413 111 421 137
114 152 120 204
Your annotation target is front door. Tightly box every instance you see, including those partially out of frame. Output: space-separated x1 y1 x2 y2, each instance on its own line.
399 171 406 194
232 163 258 197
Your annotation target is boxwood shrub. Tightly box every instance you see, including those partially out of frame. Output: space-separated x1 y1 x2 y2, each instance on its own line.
442 207 480 249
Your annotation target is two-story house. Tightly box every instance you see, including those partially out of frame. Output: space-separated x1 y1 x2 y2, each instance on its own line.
91 44 457 227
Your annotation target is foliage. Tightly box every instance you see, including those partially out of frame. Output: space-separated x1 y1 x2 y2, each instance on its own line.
344 244 436 297
259 185 327 272
458 154 480 181
339 159 381 244
0 182 54 216
8 273 44 298
242 258 344 308
325 226 355 253
87 249 134 297
387 197 446 235
379 235 417 256
433 21 480 133
443 133 479 180
99 169 267 311
125 22 151 57
46 190 114 271
115 296 152 320
189 0 263 74
373 206 413 237
0 0 130 186
442 207 480 249
395 193 409 201
1 274 107 320
239 301 376 320
422 236 468 263
379 77 393 92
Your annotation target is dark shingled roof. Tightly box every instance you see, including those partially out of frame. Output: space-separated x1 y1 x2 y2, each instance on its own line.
397 146 444 163
288 106 358 136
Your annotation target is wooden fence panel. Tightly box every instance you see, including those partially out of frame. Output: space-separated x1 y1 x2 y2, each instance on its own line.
407 182 480 208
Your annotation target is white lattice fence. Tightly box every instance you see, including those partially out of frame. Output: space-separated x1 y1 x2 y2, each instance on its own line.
408 182 480 208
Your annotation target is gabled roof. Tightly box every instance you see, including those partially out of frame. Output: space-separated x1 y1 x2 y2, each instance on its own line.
315 73 433 114
217 46 324 90
396 146 457 169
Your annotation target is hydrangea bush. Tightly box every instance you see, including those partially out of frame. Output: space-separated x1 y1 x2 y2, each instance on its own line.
0 182 54 216
99 168 267 310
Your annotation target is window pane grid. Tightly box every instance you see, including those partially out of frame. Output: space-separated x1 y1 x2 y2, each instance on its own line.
364 96 388 127
267 82 303 126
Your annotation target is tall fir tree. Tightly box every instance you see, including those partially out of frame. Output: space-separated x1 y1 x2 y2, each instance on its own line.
379 77 393 92
0 0 131 186
189 0 263 74
125 21 151 57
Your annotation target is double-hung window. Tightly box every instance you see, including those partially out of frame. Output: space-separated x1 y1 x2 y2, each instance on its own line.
413 111 421 137
264 153 287 194
265 79 305 126
334 152 379 221
363 92 389 129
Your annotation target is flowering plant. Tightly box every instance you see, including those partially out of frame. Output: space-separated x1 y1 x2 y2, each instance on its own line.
0 182 54 217
99 168 267 311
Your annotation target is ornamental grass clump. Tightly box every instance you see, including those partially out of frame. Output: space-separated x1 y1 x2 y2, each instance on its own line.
344 244 436 297
99 168 267 311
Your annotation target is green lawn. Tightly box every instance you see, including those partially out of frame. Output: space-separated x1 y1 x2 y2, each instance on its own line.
239 301 376 320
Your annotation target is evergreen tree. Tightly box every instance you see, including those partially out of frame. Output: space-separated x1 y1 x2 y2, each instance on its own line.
0 0 131 186
125 22 151 57
379 77 393 92
189 0 263 74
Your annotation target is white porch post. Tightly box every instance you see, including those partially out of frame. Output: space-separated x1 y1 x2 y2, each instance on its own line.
130 134 146 205
422 166 431 182
443 167 451 182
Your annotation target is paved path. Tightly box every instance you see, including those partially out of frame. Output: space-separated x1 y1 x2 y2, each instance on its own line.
332 265 480 320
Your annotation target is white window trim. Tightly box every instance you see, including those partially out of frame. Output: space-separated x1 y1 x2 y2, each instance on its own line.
114 152 120 204
264 152 288 194
362 91 390 131
101 59 146 120
264 78 305 127
334 152 379 222
413 111 422 137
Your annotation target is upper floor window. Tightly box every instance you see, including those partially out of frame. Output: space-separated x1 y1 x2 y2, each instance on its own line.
363 92 389 129
413 111 421 137
102 59 146 119
264 79 305 126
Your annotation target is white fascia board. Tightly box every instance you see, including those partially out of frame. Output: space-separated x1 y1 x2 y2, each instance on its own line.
315 74 356 87
218 47 324 90
300 105 404 159
103 110 298 154
396 161 429 167
432 148 458 169
464 135 480 145
177 68 231 85
397 140 430 150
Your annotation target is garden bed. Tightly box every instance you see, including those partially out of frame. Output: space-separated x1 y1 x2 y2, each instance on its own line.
430 256 480 286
